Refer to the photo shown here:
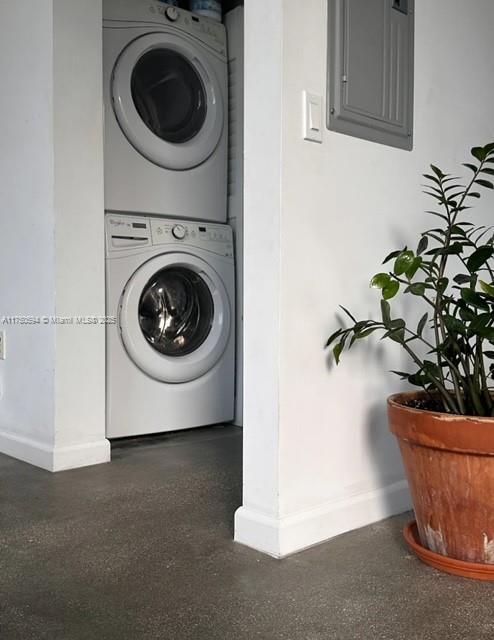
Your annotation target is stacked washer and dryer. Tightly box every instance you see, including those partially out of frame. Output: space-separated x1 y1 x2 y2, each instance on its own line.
103 0 235 438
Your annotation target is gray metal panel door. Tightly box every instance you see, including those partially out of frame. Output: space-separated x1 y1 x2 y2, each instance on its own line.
328 0 414 150
343 0 387 121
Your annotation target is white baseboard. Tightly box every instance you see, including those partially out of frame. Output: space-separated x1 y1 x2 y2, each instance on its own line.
51 439 111 472
235 506 281 556
235 479 412 558
0 430 111 472
0 430 54 470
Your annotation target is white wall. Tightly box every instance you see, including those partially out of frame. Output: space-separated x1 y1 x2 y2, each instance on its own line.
52 0 108 467
234 0 284 553
237 0 494 556
0 1 57 457
0 0 109 471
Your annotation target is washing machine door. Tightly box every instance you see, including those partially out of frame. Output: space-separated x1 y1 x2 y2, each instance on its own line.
119 252 231 383
111 32 224 170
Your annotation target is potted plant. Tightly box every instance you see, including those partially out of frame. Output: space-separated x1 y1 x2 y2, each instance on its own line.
326 143 494 580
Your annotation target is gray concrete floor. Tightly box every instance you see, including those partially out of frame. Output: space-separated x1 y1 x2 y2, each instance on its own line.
1 426 493 640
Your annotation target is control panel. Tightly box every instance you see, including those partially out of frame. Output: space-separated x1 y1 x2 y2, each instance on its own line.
151 219 233 258
103 1 226 57
106 214 233 259
106 215 151 250
149 3 226 55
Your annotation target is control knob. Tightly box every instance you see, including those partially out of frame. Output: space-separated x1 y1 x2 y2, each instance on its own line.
165 6 179 21
172 224 186 240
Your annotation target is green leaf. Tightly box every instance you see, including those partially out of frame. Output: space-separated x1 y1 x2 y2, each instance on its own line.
444 183 465 193
424 186 444 198
426 226 446 237
382 280 400 300
463 163 478 173
333 342 343 364
454 274 474 285
386 327 405 343
467 246 494 272
417 236 429 255
479 280 494 297
484 351 494 359
423 191 446 203
475 178 494 189
429 242 464 256
353 321 370 333
461 288 489 310
370 273 391 289
459 306 477 322
478 327 494 342
406 257 422 280
430 164 445 178
339 305 357 323
423 173 441 185
380 300 391 326
408 373 427 387
417 313 428 336
425 210 449 222
391 371 412 380
450 225 467 238
443 315 467 335
469 313 491 332
405 283 426 296
472 146 487 162
355 327 379 339
437 277 449 294
390 318 406 329
394 251 415 276
382 250 403 265
423 360 441 377
326 328 343 347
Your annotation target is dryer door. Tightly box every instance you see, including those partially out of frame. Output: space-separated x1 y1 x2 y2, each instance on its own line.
119 252 231 383
112 32 224 170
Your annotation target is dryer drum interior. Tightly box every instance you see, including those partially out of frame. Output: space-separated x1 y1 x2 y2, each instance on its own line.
131 48 207 144
138 266 214 357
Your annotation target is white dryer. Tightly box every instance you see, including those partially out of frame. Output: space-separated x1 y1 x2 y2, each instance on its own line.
106 213 235 438
103 0 228 222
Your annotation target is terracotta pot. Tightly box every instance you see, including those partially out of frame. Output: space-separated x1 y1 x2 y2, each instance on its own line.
388 391 494 568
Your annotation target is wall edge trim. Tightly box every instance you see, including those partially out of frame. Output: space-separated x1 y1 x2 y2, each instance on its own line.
234 480 411 558
0 430 110 472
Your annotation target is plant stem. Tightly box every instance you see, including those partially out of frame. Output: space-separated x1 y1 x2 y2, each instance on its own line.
400 341 459 413
430 162 488 414
477 337 493 414
391 275 436 308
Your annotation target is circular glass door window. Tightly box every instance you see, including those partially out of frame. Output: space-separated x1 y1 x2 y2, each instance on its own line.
138 267 214 357
131 49 207 144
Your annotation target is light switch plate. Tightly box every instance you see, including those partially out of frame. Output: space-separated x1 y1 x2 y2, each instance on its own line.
303 91 323 143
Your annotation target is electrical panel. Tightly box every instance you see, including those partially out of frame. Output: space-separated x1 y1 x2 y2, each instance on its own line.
327 0 414 150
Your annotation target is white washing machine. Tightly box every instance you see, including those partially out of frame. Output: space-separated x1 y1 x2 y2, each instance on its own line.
103 0 228 222
105 213 235 438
